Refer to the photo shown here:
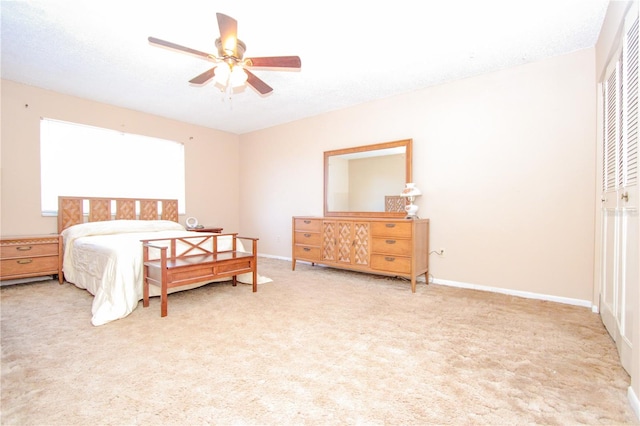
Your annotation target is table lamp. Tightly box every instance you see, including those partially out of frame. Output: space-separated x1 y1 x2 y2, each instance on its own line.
400 183 422 219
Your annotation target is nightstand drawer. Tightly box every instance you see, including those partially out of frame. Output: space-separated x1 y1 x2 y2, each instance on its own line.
0 242 58 259
370 254 411 274
1 235 62 282
1 256 59 277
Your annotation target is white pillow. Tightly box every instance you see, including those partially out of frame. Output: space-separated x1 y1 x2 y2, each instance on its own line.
61 220 185 243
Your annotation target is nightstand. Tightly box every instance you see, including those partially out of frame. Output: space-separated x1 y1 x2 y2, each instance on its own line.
188 227 223 233
0 235 63 283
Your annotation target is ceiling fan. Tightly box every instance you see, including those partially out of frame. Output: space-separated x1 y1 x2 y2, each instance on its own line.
148 13 301 95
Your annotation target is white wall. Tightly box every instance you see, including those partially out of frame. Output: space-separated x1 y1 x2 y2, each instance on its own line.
239 48 597 304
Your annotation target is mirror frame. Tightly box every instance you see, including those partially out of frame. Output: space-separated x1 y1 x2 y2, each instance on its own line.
324 138 413 217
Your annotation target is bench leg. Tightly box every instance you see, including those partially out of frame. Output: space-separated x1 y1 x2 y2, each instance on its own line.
252 266 257 293
161 281 168 317
143 268 150 308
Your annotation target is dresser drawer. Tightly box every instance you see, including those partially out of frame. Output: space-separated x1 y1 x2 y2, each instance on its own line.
370 254 411 274
371 221 412 238
294 218 322 232
371 237 411 256
294 245 321 261
294 231 321 246
1 256 59 277
0 241 58 258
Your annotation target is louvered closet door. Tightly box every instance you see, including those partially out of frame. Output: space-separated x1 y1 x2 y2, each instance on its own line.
601 55 621 348
600 12 638 375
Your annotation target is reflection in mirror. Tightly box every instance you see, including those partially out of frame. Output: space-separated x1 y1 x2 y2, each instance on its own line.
327 148 405 211
324 139 412 217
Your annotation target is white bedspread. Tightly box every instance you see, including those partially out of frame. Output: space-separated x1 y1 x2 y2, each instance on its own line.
61 220 268 326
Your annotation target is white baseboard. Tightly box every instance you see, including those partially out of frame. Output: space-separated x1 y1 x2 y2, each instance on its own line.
259 253 291 261
277 256 596 310
630 386 640 422
431 277 594 310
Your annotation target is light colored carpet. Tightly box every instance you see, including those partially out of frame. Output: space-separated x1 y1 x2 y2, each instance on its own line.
1 257 637 425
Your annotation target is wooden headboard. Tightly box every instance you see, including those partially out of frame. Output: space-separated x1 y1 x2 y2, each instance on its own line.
58 196 179 233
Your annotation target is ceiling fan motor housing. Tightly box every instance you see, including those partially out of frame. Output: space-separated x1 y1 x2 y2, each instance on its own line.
215 38 246 61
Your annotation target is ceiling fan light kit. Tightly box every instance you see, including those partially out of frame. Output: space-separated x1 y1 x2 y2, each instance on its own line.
149 13 301 97
212 62 248 89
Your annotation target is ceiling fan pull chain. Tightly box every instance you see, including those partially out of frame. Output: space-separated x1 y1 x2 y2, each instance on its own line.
225 84 234 109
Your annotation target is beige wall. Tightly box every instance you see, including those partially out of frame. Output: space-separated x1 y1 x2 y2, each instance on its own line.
0 49 598 305
239 48 597 304
0 80 241 235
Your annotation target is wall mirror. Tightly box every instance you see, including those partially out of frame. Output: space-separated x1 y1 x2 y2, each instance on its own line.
324 139 412 217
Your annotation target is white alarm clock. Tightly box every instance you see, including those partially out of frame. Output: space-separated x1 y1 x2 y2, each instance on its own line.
185 217 198 229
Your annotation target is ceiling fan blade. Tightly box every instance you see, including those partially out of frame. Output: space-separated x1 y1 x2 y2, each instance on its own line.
148 36 212 60
244 69 273 95
216 13 238 57
245 56 301 69
189 67 217 85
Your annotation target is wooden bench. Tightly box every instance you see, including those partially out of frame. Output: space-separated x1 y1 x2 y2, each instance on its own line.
141 233 258 317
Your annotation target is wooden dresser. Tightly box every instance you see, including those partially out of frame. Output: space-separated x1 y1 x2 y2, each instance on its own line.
0 235 63 283
292 216 429 292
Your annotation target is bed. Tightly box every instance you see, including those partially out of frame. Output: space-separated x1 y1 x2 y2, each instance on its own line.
58 196 265 326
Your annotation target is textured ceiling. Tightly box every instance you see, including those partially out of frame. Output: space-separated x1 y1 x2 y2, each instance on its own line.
1 0 609 134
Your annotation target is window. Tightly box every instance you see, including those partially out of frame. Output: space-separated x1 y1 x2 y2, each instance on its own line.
40 118 185 215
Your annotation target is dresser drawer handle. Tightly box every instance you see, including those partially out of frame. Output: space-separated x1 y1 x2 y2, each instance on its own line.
385 239 396 244
385 223 396 228
304 220 311 224
17 259 33 264
16 246 33 251
385 256 396 262
303 247 311 252
304 233 311 238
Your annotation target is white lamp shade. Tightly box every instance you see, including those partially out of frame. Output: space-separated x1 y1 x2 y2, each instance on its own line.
230 66 248 87
401 182 421 197
214 63 231 85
